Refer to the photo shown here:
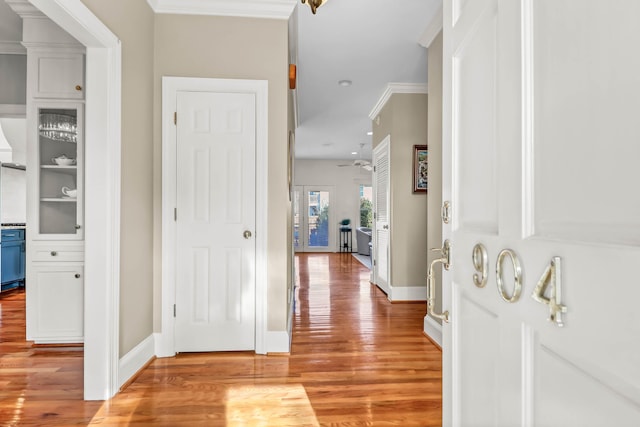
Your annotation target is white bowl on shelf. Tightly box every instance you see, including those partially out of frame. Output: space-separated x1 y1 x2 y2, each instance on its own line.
52 156 76 166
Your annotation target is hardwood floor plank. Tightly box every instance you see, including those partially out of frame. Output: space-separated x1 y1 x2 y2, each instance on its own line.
0 254 442 425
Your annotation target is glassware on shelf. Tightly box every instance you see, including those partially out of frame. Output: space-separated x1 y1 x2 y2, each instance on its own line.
39 113 78 143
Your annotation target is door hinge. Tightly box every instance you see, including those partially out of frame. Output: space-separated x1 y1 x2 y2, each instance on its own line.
173 304 176 317
174 112 177 125
174 208 177 221
373 166 376 172
373 259 377 266
373 212 377 220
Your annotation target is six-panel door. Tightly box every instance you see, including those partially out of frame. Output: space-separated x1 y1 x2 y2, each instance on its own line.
442 0 640 425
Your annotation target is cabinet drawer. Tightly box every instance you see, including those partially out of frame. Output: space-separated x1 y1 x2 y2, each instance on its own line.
2 229 25 241
31 245 84 262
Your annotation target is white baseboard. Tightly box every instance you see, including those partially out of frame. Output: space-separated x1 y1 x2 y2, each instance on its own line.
265 331 291 353
119 334 155 388
423 315 442 348
389 284 427 301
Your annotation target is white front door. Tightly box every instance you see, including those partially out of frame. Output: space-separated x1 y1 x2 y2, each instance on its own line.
372 137 390 294
174 90 256 352
442 1 640 425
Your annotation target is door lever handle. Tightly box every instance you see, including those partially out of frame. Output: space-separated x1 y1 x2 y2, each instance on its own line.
427 240 451 323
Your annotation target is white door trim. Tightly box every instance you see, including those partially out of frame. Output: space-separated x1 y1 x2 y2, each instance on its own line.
29 0 122 400
158 76 268 356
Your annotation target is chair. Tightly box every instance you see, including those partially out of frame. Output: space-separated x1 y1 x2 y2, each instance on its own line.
356 227 372 255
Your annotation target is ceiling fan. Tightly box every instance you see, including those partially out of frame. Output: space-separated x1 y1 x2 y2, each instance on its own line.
337 144 373 171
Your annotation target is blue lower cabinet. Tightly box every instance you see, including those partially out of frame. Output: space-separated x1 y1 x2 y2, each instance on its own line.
1 229 26 291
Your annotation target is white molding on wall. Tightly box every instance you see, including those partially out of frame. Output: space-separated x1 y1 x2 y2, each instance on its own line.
0 41 26 54
266 331 291 353
424 314 442 347
21 43 84 53
5 0 44 18
119 334 155 389
419 3 443 48
368 83 429 120
389 284 427 302
147 0 297 19
0 104 26 118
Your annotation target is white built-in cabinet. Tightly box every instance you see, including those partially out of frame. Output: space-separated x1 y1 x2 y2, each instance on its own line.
25 42 85 343
28 50 84 100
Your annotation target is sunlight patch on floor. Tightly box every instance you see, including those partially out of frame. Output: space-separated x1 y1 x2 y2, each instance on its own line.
226 384 319 427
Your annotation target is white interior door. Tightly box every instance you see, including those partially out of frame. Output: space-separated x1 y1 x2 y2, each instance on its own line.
372 137 390 294
442 1 640 425
174 91 256 352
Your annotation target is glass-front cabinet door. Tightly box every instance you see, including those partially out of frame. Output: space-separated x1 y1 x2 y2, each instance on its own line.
36 104 83 239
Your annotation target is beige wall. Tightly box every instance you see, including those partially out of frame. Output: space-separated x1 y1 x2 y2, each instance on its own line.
81 0 155 356
372 93 429 289
80 4 293 355
426 31 444 322
153 14 291 332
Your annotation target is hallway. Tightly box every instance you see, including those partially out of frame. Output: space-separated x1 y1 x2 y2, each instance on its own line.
0 253 441 425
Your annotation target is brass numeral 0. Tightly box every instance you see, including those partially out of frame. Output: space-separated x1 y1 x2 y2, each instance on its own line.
496 249 523 303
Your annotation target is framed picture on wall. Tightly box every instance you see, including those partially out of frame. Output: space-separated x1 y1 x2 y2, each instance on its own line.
413 145 428 193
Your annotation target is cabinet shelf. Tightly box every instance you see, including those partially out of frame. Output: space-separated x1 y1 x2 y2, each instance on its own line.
41 165 77 174
40 197 77 203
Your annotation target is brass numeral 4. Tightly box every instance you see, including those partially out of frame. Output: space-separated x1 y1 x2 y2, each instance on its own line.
531 256 567 327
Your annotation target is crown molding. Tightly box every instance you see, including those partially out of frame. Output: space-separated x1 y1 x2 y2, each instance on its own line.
369 83 429 120
419 3 443 48
0 41 26 55
5 0 45 18
146 0 297 20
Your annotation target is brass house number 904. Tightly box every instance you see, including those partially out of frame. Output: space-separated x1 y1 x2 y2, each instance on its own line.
471 243 568 327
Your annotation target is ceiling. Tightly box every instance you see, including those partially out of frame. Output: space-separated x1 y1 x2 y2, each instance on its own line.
295 0 441 161
0 0 442 162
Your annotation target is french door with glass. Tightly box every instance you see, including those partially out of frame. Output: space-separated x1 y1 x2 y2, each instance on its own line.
293 185 335 252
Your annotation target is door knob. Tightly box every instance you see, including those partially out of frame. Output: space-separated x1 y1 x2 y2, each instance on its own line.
243 230 252 239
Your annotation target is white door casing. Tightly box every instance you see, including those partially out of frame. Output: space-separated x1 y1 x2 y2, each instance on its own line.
27 0 122 400
160 77 268 357
442 1 640 426
174 91 256 352
372 136 390 295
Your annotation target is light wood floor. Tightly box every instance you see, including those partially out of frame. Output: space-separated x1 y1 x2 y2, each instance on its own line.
0 253 442 426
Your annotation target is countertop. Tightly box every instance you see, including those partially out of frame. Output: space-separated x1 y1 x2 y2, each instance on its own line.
1 223 26 230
